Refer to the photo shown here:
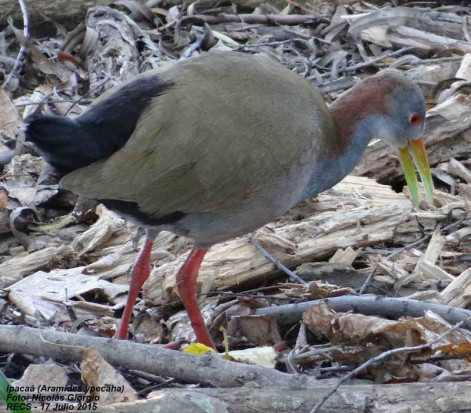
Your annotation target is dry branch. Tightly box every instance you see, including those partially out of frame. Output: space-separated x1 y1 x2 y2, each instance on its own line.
0 325 318 388
181 14 322 27
253 296 471 329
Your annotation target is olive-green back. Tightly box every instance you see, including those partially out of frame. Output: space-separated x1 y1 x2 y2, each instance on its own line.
61 52 333 218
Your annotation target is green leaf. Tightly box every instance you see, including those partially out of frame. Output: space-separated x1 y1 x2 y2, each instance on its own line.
0 370 32 413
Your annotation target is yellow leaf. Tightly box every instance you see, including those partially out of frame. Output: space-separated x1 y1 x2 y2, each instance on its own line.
183 343 216 355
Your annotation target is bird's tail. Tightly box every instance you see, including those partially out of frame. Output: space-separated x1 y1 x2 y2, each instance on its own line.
24 114 100 172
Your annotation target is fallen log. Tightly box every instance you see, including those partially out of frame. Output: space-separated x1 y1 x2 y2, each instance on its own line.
0 325 318 388
100 383 471 413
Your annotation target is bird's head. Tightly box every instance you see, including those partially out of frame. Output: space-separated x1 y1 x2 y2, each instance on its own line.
332 70 433 208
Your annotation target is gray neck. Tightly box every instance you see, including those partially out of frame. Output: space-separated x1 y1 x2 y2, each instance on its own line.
301 116 379 201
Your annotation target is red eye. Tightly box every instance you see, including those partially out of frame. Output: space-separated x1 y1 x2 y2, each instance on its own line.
409 113 421 126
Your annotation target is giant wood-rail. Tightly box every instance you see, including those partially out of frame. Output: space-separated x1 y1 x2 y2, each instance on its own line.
25 52 433 349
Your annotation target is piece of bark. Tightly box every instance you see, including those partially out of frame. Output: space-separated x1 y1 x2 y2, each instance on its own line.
0 245 74 289
99 383 471 413
328 247 359 266
81 348 138 405
445 226 471 248
455 53 471 81
227 314 282 346
0 325 319 388
253 296 471 330
441 268 471 308
414 259 454 284
347 7 467 43
421 227 446 265
459 183 471 203
356 93 471 186
414 227 452 283
449 158 471 184
359 25 471 56
375 257 409 282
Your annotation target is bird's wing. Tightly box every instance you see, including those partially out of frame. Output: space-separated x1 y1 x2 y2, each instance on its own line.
61 53 332 218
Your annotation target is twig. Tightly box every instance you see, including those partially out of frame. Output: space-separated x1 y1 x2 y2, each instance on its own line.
337 46 414 74
358 266 377 294
136 378 176 396
240 40 293 48
2 0 30 92
247 232 308 285
64 75 112 116
207 290 295 300
392 56 463 66
180 14 323 27
309 318 469 413
283 28 332 45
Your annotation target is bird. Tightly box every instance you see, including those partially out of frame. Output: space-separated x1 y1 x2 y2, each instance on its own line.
24 52 433 349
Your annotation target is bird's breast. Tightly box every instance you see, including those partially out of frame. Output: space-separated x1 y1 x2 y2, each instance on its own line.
168 152 317 248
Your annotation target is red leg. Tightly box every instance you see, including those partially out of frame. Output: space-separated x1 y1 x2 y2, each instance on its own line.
115 239 154 339
176 249 215 349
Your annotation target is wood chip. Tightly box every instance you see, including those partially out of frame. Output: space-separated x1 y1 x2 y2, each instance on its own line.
449 158 471 184
328 246 359 265
441 268 471 308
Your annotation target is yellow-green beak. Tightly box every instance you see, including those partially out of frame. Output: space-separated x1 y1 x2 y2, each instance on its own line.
397 137 434 208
